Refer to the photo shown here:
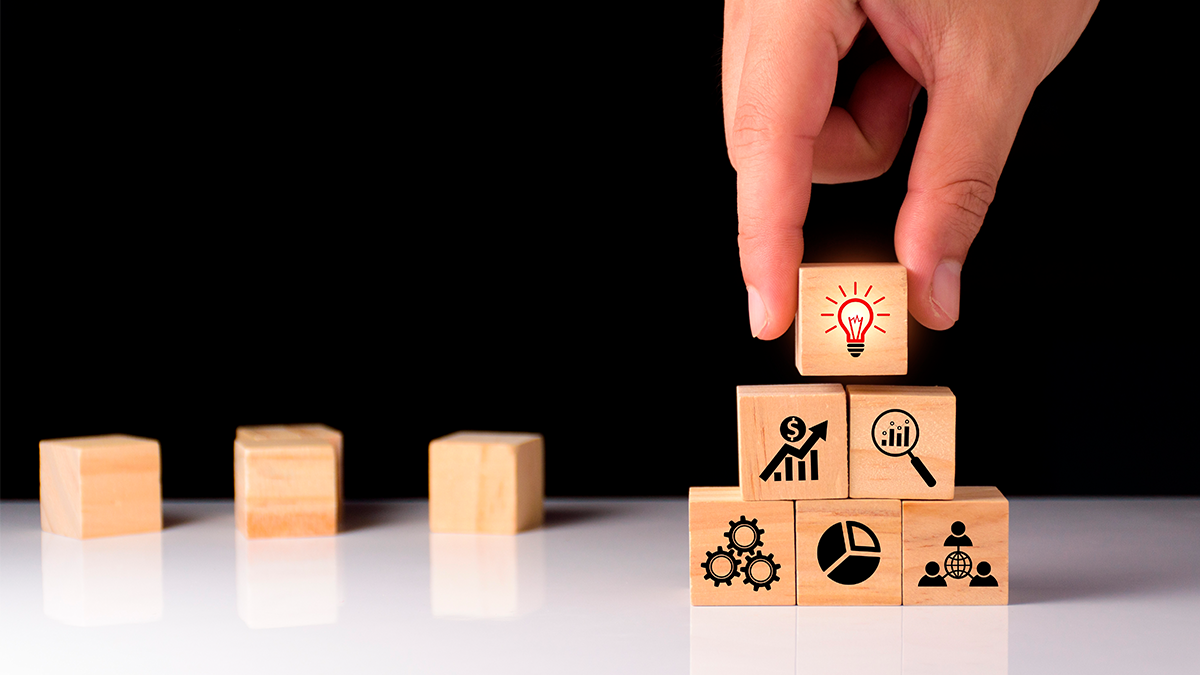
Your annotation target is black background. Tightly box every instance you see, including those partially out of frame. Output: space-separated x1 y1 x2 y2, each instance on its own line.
3 4 1189 499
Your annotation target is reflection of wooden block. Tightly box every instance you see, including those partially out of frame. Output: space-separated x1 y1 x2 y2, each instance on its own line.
794 499 901 605
848 386 955 500
796 263 907 376
235 439 338 539
737 384 847 501
236 424 343 521
429 531 546 618
428 432 544 534
691 606 797 674
236 536 338 628
902 486 1008 605
690 487 796 606
41 531 163 626
39 435 162 539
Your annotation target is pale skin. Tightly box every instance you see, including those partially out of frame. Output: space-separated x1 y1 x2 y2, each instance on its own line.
725 0 1099 338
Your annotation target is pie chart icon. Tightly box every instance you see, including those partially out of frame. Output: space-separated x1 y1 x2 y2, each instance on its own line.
816 521 882 585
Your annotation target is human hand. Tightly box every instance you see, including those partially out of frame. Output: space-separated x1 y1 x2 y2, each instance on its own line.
723 0 1099 338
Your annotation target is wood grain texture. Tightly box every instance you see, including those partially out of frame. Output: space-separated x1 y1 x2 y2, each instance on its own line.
794 499 901 605
236 424 343 524
848 386 955 500
690 487 796 606
902 486 1008 605
428 432 544 535
737 384 847 501
796 263 907 376
39 435 162 539
234 439 338 539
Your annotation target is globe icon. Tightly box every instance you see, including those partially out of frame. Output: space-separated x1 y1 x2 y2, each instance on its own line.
944 550 973 579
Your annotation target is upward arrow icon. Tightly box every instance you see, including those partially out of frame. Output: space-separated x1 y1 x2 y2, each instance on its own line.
759 421 828 482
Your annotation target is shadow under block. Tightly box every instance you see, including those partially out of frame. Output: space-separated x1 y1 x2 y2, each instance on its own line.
39 435 162 539
690 487 797 606
797 263 907 376
848 385 956 500
234 439 338 539
902 486 1009 605
737 384 847 501
428 432 544 535
794 499 902 605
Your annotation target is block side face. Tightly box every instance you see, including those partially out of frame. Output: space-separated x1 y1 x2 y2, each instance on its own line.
78 441 162 538
40 442 83 539
798 264 907 376
514 438 545 532
848 388 955 500
690 496 796 606
429 442 483 533
738 389 848 501
793 500 901 605
902 491 1008 605
475 444 521 534
237 442 337 539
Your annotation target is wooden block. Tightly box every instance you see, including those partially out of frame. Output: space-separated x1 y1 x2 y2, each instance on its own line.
428 431 544 534
689 487 796 606
236 424 344 519
737 384 847 501
234 439 338 539
796 263 907 376
794 499 901 605
39 434 162 539
902 486 1009 605
848 386 955 500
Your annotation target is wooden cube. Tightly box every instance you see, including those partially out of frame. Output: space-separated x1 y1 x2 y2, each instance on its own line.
796 263 907 376
902 486 1009 605
428 431 544 534
848 386 955 500
39 434 162 539
236 424 343 520
794 499 901 605
234 439 338 539
737 384 847 501
689 487 796 606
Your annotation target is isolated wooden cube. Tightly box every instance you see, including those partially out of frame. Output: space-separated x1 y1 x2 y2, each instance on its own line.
737 384 847 501
234 438 338 539
690 487 796 606
848 386 955 500
236 424 343 520
39 434 162 539
794 499 901 605
902 486 1008 605
428 431 544 534
796 263 907 376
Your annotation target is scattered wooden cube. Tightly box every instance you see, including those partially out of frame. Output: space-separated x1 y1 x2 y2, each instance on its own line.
690 487 796 606
428 431 544 534
236 424 344 523
796 263 907 376
794 499 901 605
737 384 847 501
902 486 1009 605
39 434 162 539
234 438 338 539
848 385 956 500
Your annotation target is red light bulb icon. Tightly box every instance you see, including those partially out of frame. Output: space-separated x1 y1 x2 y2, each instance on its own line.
837 298 874 357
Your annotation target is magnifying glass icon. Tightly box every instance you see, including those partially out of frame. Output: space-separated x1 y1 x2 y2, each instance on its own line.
871 409 936 487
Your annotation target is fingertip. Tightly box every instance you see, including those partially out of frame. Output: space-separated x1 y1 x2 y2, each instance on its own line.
908 260 960 331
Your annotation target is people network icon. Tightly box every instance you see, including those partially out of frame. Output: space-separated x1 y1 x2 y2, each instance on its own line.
918 521 999 588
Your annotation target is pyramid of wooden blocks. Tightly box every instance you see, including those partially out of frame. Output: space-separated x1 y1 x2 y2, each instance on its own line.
796 263 907 376
236 424 343 518
429 431 544 534
235 437 338 539
39 434 162 539
690 487 796 606
848 386 956 500
738 384 847 501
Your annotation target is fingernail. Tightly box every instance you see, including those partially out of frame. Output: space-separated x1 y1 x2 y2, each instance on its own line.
747 285 767 338
930 260 962 323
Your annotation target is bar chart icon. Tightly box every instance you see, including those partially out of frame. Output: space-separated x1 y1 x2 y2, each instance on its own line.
758 420 828 483
770 450 819 482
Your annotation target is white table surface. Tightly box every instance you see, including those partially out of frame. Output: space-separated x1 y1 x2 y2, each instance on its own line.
1 498 1197 674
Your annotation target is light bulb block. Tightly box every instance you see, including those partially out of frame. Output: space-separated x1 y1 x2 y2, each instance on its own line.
690 487 797 606
428 431 544 534
794 499 902 605
848 386 955 500
235 438 338 539
796 263 907 376
737 384 848 501
236 424 343 525
39 434 162 539
902 486 1008 605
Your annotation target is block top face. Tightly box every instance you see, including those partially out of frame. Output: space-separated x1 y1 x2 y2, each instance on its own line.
40 434 159 452
797 263 907 376
237 424 341 438
430 431 542 447
736 383 845 398
235 439 337 458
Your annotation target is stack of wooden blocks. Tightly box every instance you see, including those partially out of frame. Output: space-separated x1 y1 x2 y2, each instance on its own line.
690 263 1008 606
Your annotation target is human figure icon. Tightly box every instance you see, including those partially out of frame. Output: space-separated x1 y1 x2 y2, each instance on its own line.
943 521 973 548
918 561 947 587
969 561 999 587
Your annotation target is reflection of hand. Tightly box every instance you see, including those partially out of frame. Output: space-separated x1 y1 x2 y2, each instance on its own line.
723 0 1099 338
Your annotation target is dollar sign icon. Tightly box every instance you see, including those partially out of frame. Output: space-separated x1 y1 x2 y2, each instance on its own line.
779 416 806 443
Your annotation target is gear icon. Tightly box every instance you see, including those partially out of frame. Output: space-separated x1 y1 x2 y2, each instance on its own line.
741 551 782 591
701 546 741 586
725 515 765 555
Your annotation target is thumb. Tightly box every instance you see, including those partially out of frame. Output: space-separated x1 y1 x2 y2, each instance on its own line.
895 84 1031 330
